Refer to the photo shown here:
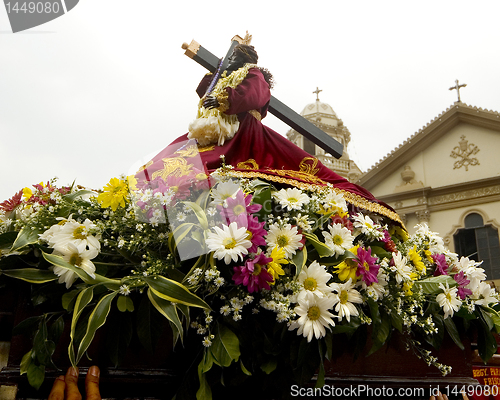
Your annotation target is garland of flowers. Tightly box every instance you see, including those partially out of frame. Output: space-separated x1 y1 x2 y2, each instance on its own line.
1 170 499 399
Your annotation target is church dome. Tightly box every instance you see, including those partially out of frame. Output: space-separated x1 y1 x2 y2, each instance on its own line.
300 100 341 127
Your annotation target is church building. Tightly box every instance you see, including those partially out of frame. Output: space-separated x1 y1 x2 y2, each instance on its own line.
292 85 500 284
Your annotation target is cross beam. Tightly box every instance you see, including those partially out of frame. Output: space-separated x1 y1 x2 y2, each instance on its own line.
181 39 344 159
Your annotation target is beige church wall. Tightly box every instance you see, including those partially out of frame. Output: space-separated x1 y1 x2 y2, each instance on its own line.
421 124 500 188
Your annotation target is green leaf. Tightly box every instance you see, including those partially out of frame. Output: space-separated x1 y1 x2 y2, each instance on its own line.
252 186 272 223
443 317 465 350
27 363 45 390
33 321 57 368
240 360 252 376
63 189 96 203
477 313 499 362
43 252 120 289
367 312 391 356
196 357 212 400
136 296 164 353
147 288 184 340
62 290 81 311
413 275 457 295
117 295 134 312
68 287 95 365
0 231 18 249
303 232 334 257
76 291 118 363
291 246 307 277
390 310 403 333
369 245 392 259
182 201 209 230
210 323 240 368
11 226 41 252
20 350 33 375
260 358 277 374
12 316 43 336
144 275 210 309
1 268 57 283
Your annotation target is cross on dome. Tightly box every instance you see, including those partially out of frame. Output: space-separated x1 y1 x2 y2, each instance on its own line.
313 87 322 102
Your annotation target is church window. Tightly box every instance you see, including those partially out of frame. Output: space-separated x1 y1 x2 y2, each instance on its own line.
453 213 500 280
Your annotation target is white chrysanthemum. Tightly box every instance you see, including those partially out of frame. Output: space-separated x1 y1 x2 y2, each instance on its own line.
39 220 65 243
361 268 388 301
49 217 100 253
206 221 251 264
330 279 363 322
210 180 241 206
391 251 412 284
266 223 303 258
322 191 348 214
52 243 98 289
471 281 498 306
296 261 333 301
352 214 384 239
436 283 462 319
288 295 336 342
273 188 310 211
455 256 486 291
322 224 354 256
416 223 446 254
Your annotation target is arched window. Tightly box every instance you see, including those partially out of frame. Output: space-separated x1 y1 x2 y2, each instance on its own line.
453 213 500 280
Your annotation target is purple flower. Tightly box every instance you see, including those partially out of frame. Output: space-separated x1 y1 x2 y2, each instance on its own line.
232 252 274 293
454 270 472 300
432 254 449 276
356 247 380 285
246 215 267 253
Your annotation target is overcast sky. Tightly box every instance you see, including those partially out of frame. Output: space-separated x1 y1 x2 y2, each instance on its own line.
1 1 500 202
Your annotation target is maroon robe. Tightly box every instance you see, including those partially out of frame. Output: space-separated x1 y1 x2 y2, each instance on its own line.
140 68 401 224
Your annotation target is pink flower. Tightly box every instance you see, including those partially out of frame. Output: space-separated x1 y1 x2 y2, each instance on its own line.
356 247 379 285
246 215 267 253
0 190 22 212
432 254 449 276
218 190 261 225
232 252 274 293
454 271 472 300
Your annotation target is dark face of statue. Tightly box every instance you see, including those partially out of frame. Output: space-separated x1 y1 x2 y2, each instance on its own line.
226 52 246 72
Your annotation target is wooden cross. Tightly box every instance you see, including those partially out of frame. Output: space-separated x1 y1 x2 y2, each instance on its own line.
449 79 467 103
181 38 343 158
313 87 322 101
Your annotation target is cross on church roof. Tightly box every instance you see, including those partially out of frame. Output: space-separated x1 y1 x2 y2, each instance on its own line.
449 79 467 103
313 87 322 102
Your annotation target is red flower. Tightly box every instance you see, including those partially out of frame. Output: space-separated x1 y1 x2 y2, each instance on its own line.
0 190 23 212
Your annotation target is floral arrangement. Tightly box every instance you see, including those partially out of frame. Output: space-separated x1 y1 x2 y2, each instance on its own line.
1 164 500 399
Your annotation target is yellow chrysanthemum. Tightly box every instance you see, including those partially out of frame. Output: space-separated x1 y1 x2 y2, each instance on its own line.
423 248 434 263
334 245 359 282
403 272 419 296
267 246 288 284
317 205 348 218
409 245 426 274
127 175 138 191
97 177 129 211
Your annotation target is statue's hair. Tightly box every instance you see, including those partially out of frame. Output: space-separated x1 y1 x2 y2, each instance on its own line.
233 44 274 89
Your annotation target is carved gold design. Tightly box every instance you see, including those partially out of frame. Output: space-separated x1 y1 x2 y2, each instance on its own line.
175 145 200 158
248 109 261 121
266 157 325 184
198 145 215 153
225 170 404 227
450 135 480 171
237 159 260 170
151 158 193 180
